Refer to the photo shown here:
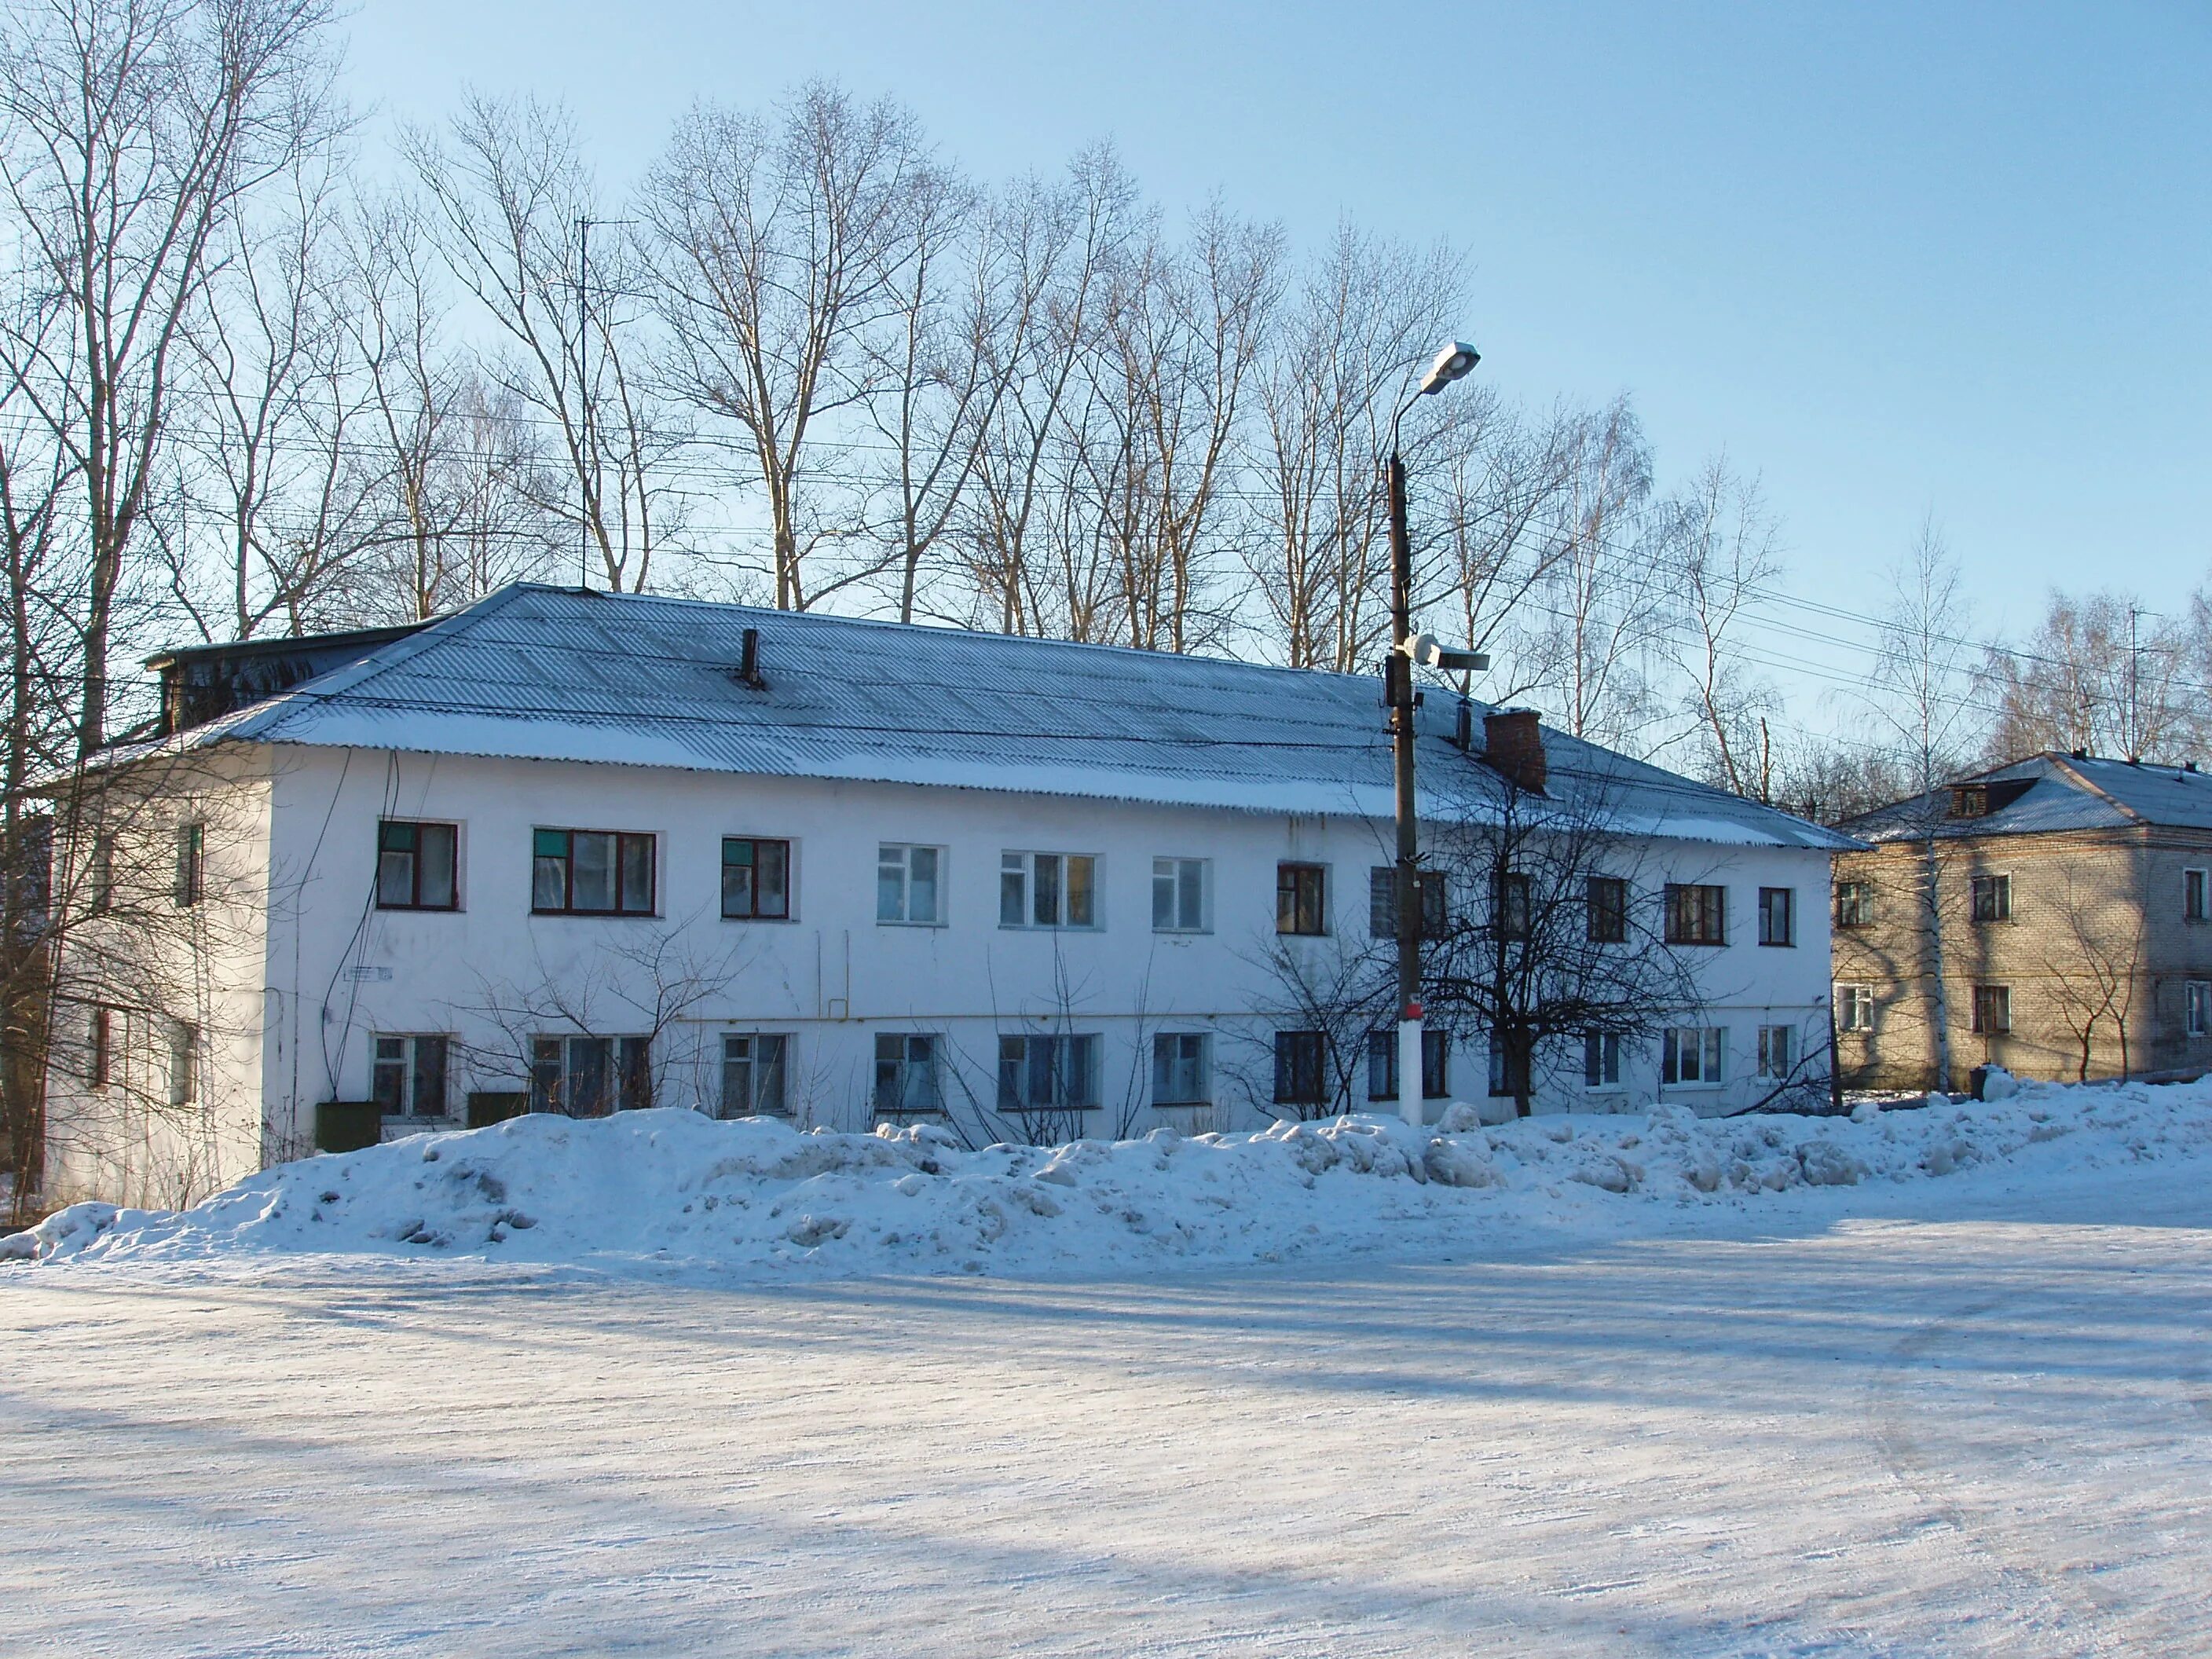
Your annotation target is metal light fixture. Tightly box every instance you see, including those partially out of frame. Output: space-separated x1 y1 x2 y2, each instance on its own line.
1417 341 1481 397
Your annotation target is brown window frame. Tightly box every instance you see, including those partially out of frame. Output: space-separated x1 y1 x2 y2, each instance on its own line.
1757 886 1796 947
377 819 460 911
1585 876 1628 943
1970 873 2012 924
720 836 792 921
532 828 656 917
1664 883 1727 946
1970 983 2012 1035
1276 862 1328 936
1834 879 1873 928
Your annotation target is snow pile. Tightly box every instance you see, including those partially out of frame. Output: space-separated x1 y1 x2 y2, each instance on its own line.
9 1078 2212 1280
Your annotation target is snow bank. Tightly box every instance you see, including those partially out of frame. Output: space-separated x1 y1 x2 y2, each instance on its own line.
10 1079 2212 1280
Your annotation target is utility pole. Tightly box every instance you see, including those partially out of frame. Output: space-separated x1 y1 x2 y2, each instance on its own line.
2127 605 2143 760
1385 448 1423 1128
1382 342 1482 1126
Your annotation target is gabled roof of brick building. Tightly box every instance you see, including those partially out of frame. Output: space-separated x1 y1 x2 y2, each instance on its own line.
1840 750 2212 843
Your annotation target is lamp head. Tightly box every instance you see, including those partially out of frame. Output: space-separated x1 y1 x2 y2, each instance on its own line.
1418 340 1482 396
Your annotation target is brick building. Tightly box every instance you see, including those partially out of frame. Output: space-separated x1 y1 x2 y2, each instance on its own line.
1832 753 2212 1091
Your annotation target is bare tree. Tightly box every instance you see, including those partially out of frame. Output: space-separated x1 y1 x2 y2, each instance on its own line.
1516 398 1671 749
2039 859 2144 1082
1244 224 1458 670
1422 753 1704 1118
1981 588 2204 765
1664 457 1784 797
950 148 1137 635
1863 522 1980 1090
644 81 929 610
0 0 343 755
404 93 683 594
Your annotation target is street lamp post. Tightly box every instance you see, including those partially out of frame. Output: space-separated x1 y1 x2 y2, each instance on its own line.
1386 341 1483 1126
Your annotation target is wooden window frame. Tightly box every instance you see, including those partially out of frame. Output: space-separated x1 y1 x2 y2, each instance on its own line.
532 828 656 917
1276 862 1328 936
720 837 793 921
1663 883 1727 947
377 820 460 911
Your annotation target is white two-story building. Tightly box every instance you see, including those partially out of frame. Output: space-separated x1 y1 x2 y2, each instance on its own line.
41 584 1851 1206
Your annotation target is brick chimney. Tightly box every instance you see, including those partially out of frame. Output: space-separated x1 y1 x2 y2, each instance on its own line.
1483 709 1547 793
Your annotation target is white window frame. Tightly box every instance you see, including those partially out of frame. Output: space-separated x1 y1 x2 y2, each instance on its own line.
372 1033 452 1119
1152 1031 1211 1105
1837 983 1877 1033
874 1032 944 1116
1000 851 1100 929
876 844 945 926
1661 1026 1725 1086
1152 857 1209 933
720 1032 791 1117
1971 872 2013 923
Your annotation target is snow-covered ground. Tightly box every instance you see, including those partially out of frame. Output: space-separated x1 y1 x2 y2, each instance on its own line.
5 1082 2210 1655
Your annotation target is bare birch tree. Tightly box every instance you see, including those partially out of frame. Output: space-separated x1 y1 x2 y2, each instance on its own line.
644 81 929 610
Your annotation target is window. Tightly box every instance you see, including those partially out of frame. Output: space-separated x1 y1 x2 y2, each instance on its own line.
1757 888 1795 947
2187 983 2212 1038
529 1035 651 1116
1152 858 1208 932
1152 1032 1211 1106
377 821 458 910
1970 873 2012 923
532 829 654 915
1837 983 1877 1033
720 837 791 921
1663 883 1726 945
1834 880 1873 928
2187 869 2207 924
1586 876 1628 943
874 1033 943 1116
1970 984 2011 1035
1273 1030 1328 1106
877 844 943 925
1276 862 1327 936
174 822 203 907
372 1034 450 1119
1756 1025 1796 1079
1583 1031 1621 1088
1661 1027 1725 1086
168 1020 198 1107
1493 872 1533 941
1001 851 1097 928
1368 867 1445 939
997 1034 1100 1113
88 1007 111 1089
720 1033 789 1117
1488 1035 1529 1099
88 833 113 916
1366 1028 1450 1101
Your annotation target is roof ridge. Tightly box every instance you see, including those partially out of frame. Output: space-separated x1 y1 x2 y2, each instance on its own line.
2047 752 2148 824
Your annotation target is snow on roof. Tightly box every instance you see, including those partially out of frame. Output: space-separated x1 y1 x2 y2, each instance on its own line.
1841 751 2212 844
120 584 1853 850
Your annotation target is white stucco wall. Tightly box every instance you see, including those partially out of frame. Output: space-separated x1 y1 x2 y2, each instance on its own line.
233 744 1840 1162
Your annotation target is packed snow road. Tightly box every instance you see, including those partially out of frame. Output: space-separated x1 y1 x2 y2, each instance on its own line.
2 1152 2209 1657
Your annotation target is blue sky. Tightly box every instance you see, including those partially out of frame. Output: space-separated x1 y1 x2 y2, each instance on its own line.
342 0 2210 703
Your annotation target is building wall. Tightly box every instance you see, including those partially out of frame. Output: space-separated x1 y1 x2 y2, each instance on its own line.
56 742 1840 1199
1831 824 2212 1091
42 752 274 1207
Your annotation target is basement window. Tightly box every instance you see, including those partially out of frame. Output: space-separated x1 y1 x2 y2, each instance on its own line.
530 1034 651 1116
373 1034 450 1119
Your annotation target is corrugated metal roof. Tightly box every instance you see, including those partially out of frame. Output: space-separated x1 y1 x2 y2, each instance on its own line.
1842 752 2212 843
121 584 1857 850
